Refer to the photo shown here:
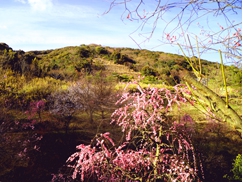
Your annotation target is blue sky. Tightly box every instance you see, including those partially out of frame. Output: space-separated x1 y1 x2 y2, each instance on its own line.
0 0 241 63
0 0 142 50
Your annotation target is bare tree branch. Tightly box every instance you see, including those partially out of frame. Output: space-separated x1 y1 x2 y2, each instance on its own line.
104 0 242 64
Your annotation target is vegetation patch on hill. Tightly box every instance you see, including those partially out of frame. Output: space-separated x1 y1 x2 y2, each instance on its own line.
0 43 241 182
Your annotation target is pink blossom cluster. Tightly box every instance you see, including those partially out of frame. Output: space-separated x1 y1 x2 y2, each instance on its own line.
111 84 189 141
56 84 203 181
232 28 242 48
165 33 177 43
25 100 45 121
63 133 198 181
1 100 44 166
1 118 43 169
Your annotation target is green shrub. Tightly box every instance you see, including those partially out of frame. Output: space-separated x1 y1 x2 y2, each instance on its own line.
111 51 121 61
95 46 109 55
0 69 26 106
47 70 65 80
227 66 242 86
20 77 66 101
159 67 171 76
74 59 92 73
180 60 192 71
224 154 242 181
167 60 176 67
140 75 163 84
231 154 242 181
78 46 91 58
114 73 133 82
93 59 105 71
141 65 157 76
172 64 180 71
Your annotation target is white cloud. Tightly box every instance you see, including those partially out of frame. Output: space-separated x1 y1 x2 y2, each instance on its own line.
27 0 53 11
50 4 96 19
0 25 7 29
15 0 27 4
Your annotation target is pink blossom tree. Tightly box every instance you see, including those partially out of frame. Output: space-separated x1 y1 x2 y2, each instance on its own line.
52 83 203 181
0 100 43 178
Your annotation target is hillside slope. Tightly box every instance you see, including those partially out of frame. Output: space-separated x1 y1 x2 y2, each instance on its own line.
0 43 242 182
1 43 241 87
0 42 241 111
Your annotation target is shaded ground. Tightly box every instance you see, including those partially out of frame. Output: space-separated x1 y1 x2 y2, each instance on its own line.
0 119 241 182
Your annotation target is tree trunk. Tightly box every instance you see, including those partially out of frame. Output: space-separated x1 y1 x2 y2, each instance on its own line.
89 111 94 123
64 116 72 135
180 71 241 132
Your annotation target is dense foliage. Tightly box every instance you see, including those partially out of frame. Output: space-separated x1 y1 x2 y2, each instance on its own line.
0 43 241 182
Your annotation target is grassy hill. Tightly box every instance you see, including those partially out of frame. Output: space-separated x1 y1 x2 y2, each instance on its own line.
0 42 241 122
0 42 241 107
0 42 241 126
0 42 241 182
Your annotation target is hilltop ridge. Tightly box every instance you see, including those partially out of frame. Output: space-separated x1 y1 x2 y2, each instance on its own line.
0 43 241 88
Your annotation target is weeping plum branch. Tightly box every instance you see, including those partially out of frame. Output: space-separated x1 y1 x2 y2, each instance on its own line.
52 83 203 181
